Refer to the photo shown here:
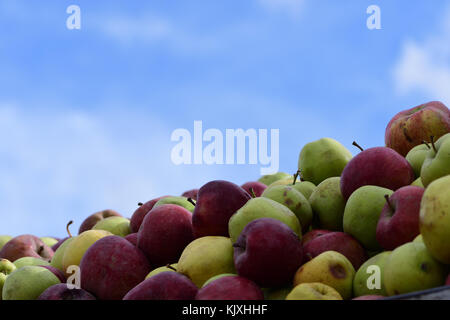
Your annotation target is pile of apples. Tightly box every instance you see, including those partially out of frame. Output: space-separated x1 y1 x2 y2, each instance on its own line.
1 101 450 300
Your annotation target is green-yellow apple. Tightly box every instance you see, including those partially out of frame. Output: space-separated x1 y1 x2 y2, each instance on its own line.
419 174 450 263
385 101 450 156
177 236 235 287
78 209 122 234
14 257 50 269
286 283 343 300
384 242 446 296
0 259 16 300
145 264 178 279
153 196 195 213
406 143 430 178
50 237 74 271
93 216 131 237
0 236 12 251
62 230 112 275
411 177 424 187
413 234 423 243
420 133 450 187
353 251 391 297
298 138 352 185
258 172 292 186
262 185 312 232
40 237 58 248
268 178 317 200
343 185 394 251
2 265 61 300
293 251 355 300
228 197 301 244
202 273 237 288
309 177 346 231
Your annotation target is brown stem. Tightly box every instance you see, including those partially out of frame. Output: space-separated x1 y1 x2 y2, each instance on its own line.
166 264 177 272
384 194 394 211
249 188 257 198
422 140 430 149
352 141 364 152
37 246 44 256
430 136 437 153
66 220 73 238
138 202 144 206
187 198 196 206
293 170 299 185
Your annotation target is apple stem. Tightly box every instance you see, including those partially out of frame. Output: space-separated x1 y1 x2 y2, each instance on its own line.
66 220 73 238
430 136 437 153
352 141 364 152
422 140 431 149
138 202 143 206
187 198 196 206
166 264 177 272
249 187 257 198
384 194 394 211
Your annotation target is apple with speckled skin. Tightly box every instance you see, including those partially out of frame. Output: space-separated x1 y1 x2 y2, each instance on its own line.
78 209 122 234
0 235 54 263
38 284 96 300
196 275 264 300
130 196 168 233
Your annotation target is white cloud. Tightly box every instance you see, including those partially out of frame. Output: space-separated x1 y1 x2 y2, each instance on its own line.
393 7 450 105
258 0 305 18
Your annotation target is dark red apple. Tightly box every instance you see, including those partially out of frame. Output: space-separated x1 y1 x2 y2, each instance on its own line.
376 186 424 251
303 232 367 270
0 235 54 262
196 275 264 300
123 271 198 300
38 284 96 300
352 295 384 300
41 265 67 283
340 147 415 200
181 189 199 201
137 204 194 266
78 209 122 234
80 235 151 300
130 196 168 233
51 237 69 251
385 101 450 156
192 180 251 238
446 274 450 286
125 233 138 246
301 229 332 246
234 218 303 288
241 182 267 197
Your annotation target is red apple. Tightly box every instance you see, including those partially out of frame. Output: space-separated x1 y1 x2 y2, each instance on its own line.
41 265 67 283
78 209 122 234
0 235 53 262
301 229 332 246
385 101 450 156
196 275 264 300
137 204 194 267
352 295 384 300
376 186 424 250
446 274 450 286
129 196 168 233
80 235 151 300
182 189 199 201
38 284 96 300
123 271 198 300
303 231 367 270
125 233 138 246
51 237 69 251
192 180 251 238
234 218 303 288
340 147 415 200
241 182 267 197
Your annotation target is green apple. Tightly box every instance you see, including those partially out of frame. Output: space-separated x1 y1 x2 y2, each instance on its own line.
14 257 50 269
177 236 236 287
258 172 292 186
420 174 450 264
298 138 353 185
293 251 355 300
0 235 12 250
93 216 131 237
2 265 61 300
0 259 16 300
145 264 178 279
413 234 423 243
384 242 446 296
62 229 112 275
268 178 317 200
411 177 424 187
153 196 195 212
228 197 302 244
420 133 450 187
202 273 236 288
406 143 430 178
50 237 74 271
261 185 312 233
353 251 391 297
309 177 346 231
343 185 394 251
40 237 58 248
286 283 343 300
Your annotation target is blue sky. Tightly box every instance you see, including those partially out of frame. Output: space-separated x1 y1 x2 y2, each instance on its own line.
1 0 450 238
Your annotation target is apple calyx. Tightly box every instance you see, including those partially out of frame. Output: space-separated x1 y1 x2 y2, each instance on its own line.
249 188 257 198
66 220 73 238
37 245 44 256
187 198 196 207
352 141 364 152
384 194 395 213
430 136 437 153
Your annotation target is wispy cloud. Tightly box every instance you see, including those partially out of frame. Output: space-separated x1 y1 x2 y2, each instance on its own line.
393 6 450 105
